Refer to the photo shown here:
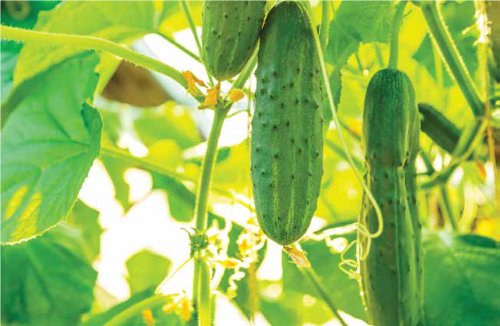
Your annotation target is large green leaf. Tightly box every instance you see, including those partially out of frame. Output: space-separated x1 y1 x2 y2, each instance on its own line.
1 54 101 244
13 1 178 86
423 232 500 326
1 225 97 326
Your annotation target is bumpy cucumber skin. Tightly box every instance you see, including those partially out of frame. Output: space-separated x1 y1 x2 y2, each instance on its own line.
251 1 324 246
361 69 422 326
418 103 461 154
201 1 266 81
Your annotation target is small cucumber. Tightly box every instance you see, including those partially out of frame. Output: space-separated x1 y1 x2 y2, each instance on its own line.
360 69 423 326
418 103 461 155
251 1 324 246
201 1 266 81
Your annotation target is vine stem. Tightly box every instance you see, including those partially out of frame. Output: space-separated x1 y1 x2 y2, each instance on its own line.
104 294 171 326
179 0 214 86
388 1 408 69
440 186 458 230
419 1 484 117
301 267 348 326
191 51 258 325
0 25 190 91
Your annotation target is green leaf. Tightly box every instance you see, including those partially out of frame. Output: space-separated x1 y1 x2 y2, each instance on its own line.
126 249 172 295
67 200 103 262
1 225 97 326
0 1 60 102
134 104 202 150
1 54 101 244
412 1 478 87
153 174 196 222
13 1 176 86
326 1 395 107
423 232 500 326
100 156 132 211
282 223 368 321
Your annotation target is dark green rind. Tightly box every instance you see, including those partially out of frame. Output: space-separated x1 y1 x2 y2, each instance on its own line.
418 103 461 154
361 69 422 326
201 0 266 81
251 1 324 246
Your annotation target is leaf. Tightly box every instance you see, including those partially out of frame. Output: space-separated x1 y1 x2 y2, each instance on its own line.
67 200 103 262
1 225 97 326
134 103 202 150
325 1 395 107
100 156 132 211
412 1 478 87
126 249 172 295
1 54 101 244
423 232 500 326
282 223 368 321
0 1 60 103
13 1 177 86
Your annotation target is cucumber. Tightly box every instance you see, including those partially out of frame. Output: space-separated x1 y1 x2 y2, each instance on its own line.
418 103 461 154
360 69 422 326
201 0 266 81
251 1 324 246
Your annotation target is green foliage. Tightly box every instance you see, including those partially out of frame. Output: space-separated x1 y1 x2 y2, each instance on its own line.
0 1 497 325
126 250 172 294
1 225 97 326
326 1 395 106
0 1 60 102
423 232 500 326
1 54 101 244
413 1 478 87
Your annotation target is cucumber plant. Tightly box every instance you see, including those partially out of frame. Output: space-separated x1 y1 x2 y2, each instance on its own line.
0 2 497 326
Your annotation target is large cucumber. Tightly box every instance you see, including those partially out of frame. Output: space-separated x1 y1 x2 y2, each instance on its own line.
360 69 422 326
201 0 266 81
251 1 324 246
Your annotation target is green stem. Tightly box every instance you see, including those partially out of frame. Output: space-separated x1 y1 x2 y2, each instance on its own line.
159 32 201 62
374 43 385 68
301 267 348 326
388 1 408 69
440 186 458 230
197 259 211 326
419 1 484 116
104 294 171 326
355 53 365 74
0 25 188 90
194 107 228 231
320 0 330 52
180 0 214 86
